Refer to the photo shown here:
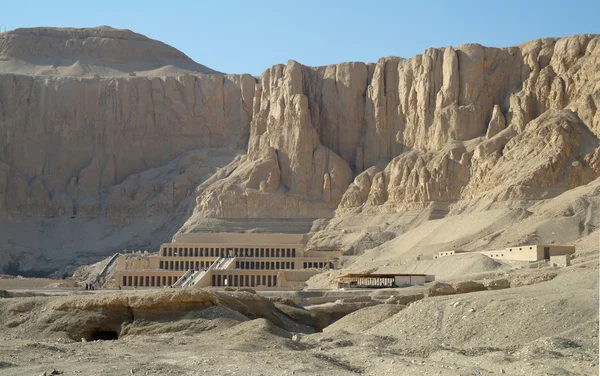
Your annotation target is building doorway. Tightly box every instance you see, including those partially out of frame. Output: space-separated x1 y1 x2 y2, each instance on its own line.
544 247 550 259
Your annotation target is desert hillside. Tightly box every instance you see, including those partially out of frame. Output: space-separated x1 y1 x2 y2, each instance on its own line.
0 26 219 76
0 27 598 276
0 258 597 375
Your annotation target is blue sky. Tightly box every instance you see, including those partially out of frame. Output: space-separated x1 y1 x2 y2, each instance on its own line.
2 0 599 75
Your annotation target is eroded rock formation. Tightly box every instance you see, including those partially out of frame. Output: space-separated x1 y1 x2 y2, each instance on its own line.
0 27 598 274
0 70 255 219
334 34 600 214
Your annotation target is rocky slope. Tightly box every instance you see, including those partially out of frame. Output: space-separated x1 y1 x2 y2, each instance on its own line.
0 27 598 275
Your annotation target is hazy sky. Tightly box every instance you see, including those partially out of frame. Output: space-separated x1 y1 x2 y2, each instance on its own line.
3 0 599 75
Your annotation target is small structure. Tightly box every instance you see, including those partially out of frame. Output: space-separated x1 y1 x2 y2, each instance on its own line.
435 250 465 259
435 244 575 262
479 244 575 262
337 273 435 289
550 254 571 267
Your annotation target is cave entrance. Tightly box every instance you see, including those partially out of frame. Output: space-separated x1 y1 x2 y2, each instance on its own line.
88 330 119 341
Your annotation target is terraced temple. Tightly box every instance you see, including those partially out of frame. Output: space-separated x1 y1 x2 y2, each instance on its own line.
112 233 340 289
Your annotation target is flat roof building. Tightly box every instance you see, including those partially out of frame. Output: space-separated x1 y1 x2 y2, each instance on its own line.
479 244 575 262
337 273 435 289
435 244 575 262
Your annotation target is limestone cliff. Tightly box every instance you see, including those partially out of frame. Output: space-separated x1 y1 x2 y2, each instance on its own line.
0 27 599 275
190 61 354 219
333 34 600 215
0 73 256 219
0 27 255 275
190 34 599 220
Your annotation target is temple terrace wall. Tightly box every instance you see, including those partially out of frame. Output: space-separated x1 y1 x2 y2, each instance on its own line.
111 233 340 290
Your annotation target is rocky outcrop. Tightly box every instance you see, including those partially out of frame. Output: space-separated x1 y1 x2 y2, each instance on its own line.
190 61 354 218
453 281 487 294
336 143 472 215
483 278 511 290
385 293 425 305
464 110 598 202
335 34 600 214
428 282 457 297
486 105 506 138
0 289 318 340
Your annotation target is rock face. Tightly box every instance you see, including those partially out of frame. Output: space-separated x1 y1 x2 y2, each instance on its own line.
0 27 599 275
0 289 318 341
191 61 354 218
0 73 255 219
335 34 600 214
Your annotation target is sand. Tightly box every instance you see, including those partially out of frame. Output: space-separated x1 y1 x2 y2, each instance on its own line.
0 251 597 376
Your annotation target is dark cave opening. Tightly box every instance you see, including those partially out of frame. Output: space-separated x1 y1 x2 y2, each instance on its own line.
88 330 119 341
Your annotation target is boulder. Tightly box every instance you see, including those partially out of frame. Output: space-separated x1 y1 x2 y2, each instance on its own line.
484 278 511 290
453 281 487 294
428 282 457 297
510 273 558 288
385 294 425 305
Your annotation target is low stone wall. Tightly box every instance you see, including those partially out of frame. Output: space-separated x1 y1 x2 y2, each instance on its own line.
550 255 570 267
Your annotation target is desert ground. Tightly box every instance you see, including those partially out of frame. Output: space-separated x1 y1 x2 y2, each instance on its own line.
0 245 597 376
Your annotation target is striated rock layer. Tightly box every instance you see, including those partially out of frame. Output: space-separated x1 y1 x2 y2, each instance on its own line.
0 27 599 275
188 33 600 221
0 73 255 219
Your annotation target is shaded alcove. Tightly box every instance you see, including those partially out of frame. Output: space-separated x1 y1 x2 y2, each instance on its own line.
86 329 119 341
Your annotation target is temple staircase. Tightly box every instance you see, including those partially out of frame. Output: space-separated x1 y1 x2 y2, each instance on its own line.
181 257 237 288
172 269 194 288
